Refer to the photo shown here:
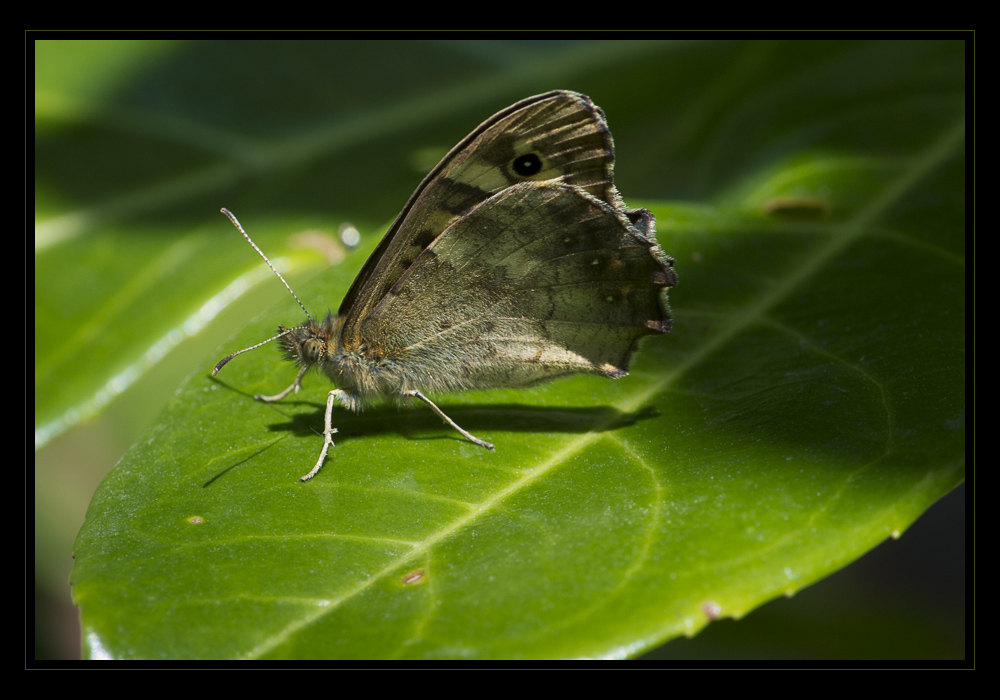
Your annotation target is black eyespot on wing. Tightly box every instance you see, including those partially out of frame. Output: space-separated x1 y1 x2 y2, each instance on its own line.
512 153 543 177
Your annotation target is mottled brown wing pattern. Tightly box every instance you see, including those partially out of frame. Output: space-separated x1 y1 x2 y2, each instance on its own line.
338 91 619 349
358 181 675 393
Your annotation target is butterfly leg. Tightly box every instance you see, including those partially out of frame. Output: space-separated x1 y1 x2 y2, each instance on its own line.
255 365 309 403
299 388 344 482
406 390 495 451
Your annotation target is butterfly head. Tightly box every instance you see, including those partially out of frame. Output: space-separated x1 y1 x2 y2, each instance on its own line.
279 313 344 370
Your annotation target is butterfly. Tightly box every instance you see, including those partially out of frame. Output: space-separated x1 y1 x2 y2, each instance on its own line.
214 90 677 481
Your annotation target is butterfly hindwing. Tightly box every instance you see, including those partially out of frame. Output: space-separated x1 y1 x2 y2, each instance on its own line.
358 181 675 393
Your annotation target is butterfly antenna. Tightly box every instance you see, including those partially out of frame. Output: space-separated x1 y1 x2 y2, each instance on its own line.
213 208 313 376
220 208 314 325
212 327 298 375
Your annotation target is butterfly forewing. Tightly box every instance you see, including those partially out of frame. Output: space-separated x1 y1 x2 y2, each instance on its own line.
338 91 618 349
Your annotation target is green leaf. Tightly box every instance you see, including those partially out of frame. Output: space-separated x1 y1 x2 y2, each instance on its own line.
37 40 965 659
